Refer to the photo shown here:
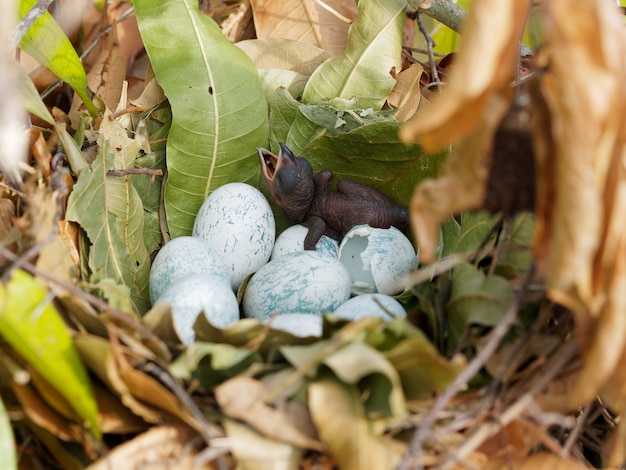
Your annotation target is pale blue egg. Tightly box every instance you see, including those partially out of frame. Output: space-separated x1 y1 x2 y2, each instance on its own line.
271 224 339 259
149 236 229 304
243 251 351 320
154 274 240 344
332 294 406 321
193 183 275 290
264 313 323 337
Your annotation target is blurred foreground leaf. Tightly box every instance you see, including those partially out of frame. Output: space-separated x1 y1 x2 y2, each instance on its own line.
0 270 99 439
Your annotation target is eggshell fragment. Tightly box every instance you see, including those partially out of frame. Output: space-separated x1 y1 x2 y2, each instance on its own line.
149 236 229 304
338 225 418 295
154 274 240 344
192 183 275 290
242 251 351 320
332 294 406 321
271 224 339 259
264 313 323 337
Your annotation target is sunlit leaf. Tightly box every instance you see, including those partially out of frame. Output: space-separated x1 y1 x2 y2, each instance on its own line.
18 0 98 117
0 270 99 439
302 0 406 110
134 0 268 238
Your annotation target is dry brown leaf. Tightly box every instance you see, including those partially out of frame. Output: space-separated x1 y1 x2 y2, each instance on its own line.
398 0 529 262
530 0 626 409
250 0 357 55
486 452 590 470
215 376 324 451
388 64 424 121
86 424 216 470
11 378 84 442
399 0 529 150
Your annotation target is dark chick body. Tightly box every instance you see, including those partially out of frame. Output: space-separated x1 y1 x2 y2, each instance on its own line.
258 143 409 249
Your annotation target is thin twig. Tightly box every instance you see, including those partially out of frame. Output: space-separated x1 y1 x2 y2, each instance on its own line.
416 11 441 88
107 168 163 183
399 264 536 470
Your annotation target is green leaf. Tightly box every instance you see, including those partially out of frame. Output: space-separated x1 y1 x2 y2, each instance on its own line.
302 0 407 110
18 0 97 117
66 112 151 313
446 262 515 352
382 323 466 399
17 61 53 125
454 211 500 254
0 396 16 470
134 0 269 238
303 121 447 207
0 270 100 439
170 342 261 390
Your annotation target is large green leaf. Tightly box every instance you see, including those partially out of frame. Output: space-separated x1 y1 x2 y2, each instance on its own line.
18 0 97 117
134 0 269 238
0 270 100 439
302 122 447 208
302 0 407 110
66 112 151 313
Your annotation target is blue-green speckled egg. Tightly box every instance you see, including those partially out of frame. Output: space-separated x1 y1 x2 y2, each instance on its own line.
271 224 339 259
264 313 323 337
149 236 229 304
154 273 239 344
243 251 351 320
193 183 275 290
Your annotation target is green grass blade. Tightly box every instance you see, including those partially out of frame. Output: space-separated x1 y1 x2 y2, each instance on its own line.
18 0 98 117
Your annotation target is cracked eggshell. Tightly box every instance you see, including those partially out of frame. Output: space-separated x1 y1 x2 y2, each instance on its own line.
149 236 229 304
338 225 418 295
264 313 323 337
154 274 240 344
242 251 351 320
332 294 406 321
192 183 275 290
271 224 339 259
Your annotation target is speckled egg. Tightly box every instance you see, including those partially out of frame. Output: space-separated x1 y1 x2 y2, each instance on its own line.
271 224 339 259
149 236 229 304
154 273 240 344
192 183 275 290
264 313 323 337
242 251 351 320
332 294 406 321
338 225 418 295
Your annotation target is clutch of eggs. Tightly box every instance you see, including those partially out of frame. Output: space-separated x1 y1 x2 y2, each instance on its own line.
149 181 419 341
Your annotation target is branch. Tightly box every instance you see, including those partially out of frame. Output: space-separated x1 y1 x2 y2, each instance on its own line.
408 0 533 56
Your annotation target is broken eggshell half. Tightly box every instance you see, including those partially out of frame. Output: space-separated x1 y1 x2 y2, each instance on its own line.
338 225 418 296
